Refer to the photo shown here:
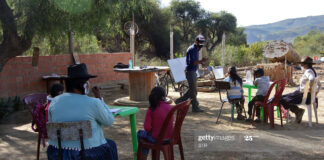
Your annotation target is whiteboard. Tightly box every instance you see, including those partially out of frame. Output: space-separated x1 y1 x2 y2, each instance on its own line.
213 67 224 79
167 57 200 83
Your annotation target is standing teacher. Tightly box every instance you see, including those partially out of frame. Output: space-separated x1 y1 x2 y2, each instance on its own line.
175 35 208 112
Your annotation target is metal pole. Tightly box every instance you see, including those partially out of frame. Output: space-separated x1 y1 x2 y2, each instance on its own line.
131 13 135 66
170 25 174 59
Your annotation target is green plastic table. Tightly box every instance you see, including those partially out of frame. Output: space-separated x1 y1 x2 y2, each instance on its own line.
242 82 280 121
109 106 139 160
242 82 265 120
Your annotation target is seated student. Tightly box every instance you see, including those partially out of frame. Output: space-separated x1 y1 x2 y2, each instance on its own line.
137 86 174 160
224 66 245 120
47 63 118 160
280 56 321 123
246 68 270 122
45 83 64 122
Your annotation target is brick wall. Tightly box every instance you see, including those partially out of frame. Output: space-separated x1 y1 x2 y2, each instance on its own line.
0 52 132 98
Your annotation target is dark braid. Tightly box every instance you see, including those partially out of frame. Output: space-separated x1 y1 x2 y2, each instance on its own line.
229 66 242 85
308 64 317 77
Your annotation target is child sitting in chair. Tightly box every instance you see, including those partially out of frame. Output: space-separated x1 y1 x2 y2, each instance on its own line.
246 68 270 122
45 83 64 122
137 86 174 160
224 66 245 120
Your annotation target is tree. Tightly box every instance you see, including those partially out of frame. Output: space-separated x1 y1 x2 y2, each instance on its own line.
293 30 324 56
170 0 202 44
195 11 237 54
0 0 121 71
94 0 154 53
226 27 247 46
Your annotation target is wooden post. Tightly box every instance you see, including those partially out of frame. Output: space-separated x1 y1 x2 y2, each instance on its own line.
221 32 226 66
68 31 79 64
170 25 174 59
32 47 40 67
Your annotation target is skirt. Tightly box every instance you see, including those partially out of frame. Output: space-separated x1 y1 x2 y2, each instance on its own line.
47 139 118 160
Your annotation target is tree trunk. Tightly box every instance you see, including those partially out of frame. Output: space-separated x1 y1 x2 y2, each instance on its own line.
0 0 33 72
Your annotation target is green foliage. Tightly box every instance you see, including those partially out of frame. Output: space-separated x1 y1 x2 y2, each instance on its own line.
170 0 202 44
293 30 324 57
196 11 237 54
209 41 265 67
226 27 247 46
24 33 101 55
2 0 246 63
0 96 22 120
174 52 185 58
135 53 168 66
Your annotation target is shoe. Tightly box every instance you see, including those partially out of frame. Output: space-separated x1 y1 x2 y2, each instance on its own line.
295 108 305 123
245 118 252 122
192 108 204 112
254 118 261 123
237 114 245 120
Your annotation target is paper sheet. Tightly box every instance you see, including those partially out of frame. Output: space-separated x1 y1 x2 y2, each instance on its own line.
167 57 200 83
109 108 121 114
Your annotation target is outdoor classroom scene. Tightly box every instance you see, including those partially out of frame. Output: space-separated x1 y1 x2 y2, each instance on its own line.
1 0 324 160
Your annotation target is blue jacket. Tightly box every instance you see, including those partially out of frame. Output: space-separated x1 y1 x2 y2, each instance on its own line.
186 44 201 71
48 93 114 149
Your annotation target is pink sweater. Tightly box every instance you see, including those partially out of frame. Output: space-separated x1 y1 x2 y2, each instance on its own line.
144 101 174 139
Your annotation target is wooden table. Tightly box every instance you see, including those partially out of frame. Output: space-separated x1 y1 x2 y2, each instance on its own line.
114 66 170 101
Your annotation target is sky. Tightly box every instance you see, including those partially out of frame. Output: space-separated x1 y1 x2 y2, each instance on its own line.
160 0 324 27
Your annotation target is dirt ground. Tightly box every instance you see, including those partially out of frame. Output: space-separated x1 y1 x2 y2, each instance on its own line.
1 64 324 160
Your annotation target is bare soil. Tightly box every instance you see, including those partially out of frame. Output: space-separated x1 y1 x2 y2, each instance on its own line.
1 64 324 160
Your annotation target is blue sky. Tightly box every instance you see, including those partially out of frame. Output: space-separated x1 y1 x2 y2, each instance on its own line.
160 0 324 26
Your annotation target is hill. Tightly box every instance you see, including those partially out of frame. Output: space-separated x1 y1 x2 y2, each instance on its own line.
244 15 324 44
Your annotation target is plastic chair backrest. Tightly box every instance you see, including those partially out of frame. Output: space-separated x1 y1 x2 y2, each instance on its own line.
155 99 191 145
46 121 92 141
263 79 286 106
214 81 231 90
226 80 243 100
24 93 48 113
301 77 320 105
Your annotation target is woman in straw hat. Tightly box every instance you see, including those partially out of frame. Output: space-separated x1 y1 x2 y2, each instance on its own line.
47 63 118 160
279 56 321 124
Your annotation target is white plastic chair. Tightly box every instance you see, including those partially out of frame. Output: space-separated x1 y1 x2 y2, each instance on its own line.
288 77 321 126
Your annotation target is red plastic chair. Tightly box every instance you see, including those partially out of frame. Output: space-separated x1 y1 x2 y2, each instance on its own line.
252 79 286 128
24 93 48 160
137 99 191 160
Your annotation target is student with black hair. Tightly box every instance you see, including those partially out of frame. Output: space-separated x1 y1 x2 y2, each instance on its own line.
280 56 321 123
246 68 270 122
224 66 245 120
137 86 173 160
45 83 64 122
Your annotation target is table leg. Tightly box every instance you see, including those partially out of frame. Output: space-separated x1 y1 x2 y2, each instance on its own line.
129 114 138 160
248 88 252 102
260 107 264 121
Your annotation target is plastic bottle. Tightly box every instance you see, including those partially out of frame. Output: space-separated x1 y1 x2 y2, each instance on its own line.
246 70 252 83
129 59 133 69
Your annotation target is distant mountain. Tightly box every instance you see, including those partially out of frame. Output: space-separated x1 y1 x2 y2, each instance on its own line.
244 15 324 44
